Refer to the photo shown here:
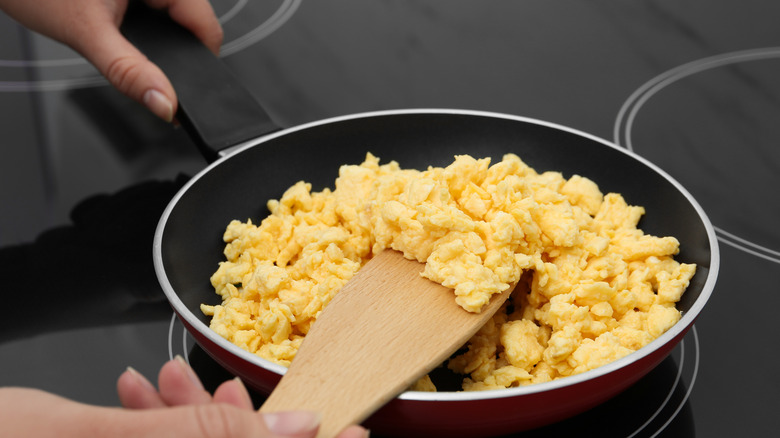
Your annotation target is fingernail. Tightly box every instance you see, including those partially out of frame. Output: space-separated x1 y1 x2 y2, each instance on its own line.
126 366 156 392
263 411 322 436
143 89 174 122
174 355 205 390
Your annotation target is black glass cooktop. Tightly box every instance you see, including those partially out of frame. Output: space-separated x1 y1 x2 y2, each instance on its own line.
2 1 779 436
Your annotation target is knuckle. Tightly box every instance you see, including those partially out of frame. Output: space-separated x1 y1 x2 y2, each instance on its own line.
103 55 149 99
191 404 236 438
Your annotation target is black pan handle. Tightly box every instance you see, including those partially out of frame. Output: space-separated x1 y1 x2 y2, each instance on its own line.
121 2 279 161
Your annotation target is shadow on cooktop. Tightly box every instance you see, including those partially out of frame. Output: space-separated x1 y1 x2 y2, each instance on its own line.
0 177 188 344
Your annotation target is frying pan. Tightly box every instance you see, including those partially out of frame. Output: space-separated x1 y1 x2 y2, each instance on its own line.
123 6 719 437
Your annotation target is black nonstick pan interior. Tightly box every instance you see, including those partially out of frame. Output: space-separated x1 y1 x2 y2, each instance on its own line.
157 110 713 328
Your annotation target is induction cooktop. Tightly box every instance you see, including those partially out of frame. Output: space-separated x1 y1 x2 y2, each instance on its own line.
2 1 778 436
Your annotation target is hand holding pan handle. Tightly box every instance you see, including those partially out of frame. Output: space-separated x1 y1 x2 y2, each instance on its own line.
121 2 280 161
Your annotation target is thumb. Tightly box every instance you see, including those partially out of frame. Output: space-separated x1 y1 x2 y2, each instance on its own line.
78 24 177 122
103 405 322 438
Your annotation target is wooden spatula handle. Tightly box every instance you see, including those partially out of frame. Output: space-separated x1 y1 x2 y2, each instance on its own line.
260 250 513 438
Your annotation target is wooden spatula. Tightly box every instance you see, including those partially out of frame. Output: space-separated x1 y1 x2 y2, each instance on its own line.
259 249 516 438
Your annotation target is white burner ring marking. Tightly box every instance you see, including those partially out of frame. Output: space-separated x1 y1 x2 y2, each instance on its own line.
613 47 780 264
0 0 301 92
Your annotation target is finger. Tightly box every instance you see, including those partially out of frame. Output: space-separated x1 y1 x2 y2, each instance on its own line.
0 388 95 436
1 0 177 122
99 405 322 438
157 357 213 406
145 0 223 54
86 27 176 121
336 425 371 438
54 3 177 122
213 378 255 410
260 411 322 438
117 367 167 409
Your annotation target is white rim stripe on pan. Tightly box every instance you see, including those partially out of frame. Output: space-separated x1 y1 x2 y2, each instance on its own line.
153 109 719 404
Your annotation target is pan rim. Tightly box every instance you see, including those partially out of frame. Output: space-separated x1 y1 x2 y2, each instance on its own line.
153 107 720 402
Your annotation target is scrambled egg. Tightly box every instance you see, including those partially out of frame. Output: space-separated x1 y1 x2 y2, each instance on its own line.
202 153 696 390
